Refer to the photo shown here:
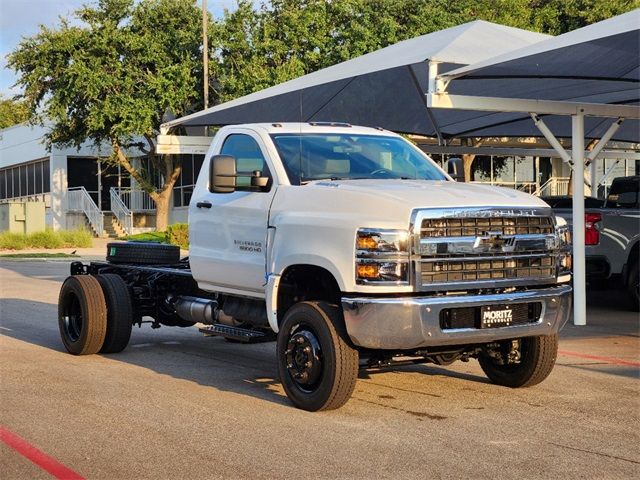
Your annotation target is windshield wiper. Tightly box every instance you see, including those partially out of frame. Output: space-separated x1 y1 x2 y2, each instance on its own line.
300 177 346 185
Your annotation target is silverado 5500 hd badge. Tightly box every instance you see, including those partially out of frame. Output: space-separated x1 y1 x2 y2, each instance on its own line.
234 240 263 253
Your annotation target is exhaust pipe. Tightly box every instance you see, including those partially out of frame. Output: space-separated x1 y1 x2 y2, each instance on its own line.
174 296 218 324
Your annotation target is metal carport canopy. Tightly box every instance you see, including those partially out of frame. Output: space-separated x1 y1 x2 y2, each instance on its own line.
427 9 640 327
160 20 552 139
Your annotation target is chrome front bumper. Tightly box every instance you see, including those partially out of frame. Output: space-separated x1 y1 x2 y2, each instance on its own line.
341 285 572 350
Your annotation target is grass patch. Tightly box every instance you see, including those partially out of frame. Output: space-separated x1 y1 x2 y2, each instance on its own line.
123 224 189 249
123 231 167 243
0 252 79 258
0 229 93 250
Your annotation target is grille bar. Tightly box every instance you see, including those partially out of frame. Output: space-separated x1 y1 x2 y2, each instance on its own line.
422 216 553 237
421 255 556 284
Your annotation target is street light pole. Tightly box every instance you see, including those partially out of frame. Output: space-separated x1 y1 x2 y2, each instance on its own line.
202 0 209 110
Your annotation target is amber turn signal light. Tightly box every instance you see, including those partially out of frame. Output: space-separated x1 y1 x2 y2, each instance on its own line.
356 235 378 250
357 264 379 279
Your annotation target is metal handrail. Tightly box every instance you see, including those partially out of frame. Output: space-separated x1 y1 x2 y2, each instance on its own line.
110 187 133 235
67 187 104 235
116 187 155 211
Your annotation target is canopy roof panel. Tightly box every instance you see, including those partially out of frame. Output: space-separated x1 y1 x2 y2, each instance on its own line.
162 20 549 131
162 13 639 143
445 9 639 81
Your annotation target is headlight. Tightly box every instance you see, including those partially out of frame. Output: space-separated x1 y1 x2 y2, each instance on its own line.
555 217 572 276
355 229 410 284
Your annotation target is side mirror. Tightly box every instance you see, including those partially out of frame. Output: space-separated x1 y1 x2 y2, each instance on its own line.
210 154 236 193
446 157 465 182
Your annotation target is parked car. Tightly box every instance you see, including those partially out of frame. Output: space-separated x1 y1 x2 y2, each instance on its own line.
544 175 640 310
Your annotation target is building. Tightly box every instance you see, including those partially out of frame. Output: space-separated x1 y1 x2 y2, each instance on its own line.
0 123 202 236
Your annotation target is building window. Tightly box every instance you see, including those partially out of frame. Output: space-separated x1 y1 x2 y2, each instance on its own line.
0 158 50 200
173 154 204 207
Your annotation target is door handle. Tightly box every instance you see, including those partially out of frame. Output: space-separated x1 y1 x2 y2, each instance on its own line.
196 201 212 209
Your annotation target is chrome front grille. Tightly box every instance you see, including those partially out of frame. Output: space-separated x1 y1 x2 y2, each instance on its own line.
412 207 559 291
421 216 554 237
421 254 556 284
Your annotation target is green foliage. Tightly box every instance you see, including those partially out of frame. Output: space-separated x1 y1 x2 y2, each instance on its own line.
0 95 30 129
166 223 189 249
123 224 188 249
123 231 167 243
0 252 79 258
8 0 203 149
0 232 27 250
0 229 93 250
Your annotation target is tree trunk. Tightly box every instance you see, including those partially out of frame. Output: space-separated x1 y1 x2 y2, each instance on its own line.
462 154 475 182
111 139 181 232
153 190 171 232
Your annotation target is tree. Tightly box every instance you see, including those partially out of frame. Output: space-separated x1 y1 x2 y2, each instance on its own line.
0 95 30 129
8 0 204 230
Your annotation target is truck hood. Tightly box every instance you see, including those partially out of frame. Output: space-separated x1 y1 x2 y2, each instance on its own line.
307 179 549 210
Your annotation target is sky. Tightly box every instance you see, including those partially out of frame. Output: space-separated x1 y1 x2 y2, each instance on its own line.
0 0 242 97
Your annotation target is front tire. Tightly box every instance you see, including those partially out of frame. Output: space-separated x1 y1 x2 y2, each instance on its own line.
479 334 558 388
277 302 359 411
58 275 107 355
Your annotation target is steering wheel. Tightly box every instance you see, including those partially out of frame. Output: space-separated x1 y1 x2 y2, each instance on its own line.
370 168 396 177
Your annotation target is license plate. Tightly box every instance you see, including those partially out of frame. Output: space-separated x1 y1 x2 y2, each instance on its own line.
480 304 514 328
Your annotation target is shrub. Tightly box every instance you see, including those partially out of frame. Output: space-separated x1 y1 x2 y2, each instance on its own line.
0 229 93 250
167 223 189 249
58 228 93 248
27 230 64 248
0 232 28 250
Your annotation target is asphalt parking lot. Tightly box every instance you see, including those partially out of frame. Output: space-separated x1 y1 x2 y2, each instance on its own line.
1 260 639 479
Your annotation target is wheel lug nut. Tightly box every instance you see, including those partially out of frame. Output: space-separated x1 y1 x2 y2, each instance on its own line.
296 337 305 344
305 361 312 368
304 346 311 353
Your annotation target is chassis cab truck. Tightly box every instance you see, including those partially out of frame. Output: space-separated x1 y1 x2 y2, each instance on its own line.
58 123 572 411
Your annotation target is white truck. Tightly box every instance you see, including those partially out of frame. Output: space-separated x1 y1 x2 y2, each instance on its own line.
58 123 573 411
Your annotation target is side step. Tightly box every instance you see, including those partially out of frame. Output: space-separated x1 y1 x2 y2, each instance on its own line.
199 324 275 343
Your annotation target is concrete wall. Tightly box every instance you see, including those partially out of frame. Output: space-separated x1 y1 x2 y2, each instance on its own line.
0 202 46 234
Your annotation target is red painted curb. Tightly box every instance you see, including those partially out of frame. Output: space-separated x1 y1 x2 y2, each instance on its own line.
558 350 640 367
0 426 85 480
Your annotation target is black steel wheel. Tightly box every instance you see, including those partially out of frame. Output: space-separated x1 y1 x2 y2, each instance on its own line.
58 275 107 355
479 334 558 388
96 274 133 353
277 301 358 411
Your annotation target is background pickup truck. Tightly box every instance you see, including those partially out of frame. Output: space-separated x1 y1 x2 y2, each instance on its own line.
544 175 639 311
58 123 572 411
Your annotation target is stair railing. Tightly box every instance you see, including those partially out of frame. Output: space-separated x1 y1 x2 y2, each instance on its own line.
110 187 133 235
67 187 104 236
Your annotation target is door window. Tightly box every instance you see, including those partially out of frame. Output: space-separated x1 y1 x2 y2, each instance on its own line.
220 134 272 190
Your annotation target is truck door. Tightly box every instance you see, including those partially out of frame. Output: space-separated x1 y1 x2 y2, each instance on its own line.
189 130 276 296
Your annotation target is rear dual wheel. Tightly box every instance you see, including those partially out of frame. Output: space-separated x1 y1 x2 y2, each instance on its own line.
58 274 133 355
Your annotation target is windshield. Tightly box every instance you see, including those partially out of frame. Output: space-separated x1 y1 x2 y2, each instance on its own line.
270 133 447 185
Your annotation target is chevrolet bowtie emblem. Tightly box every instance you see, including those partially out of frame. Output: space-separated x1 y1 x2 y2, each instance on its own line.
473 232 517 251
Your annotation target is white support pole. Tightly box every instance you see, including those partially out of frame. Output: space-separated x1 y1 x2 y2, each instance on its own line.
589 159 598 198
572 113 587 326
